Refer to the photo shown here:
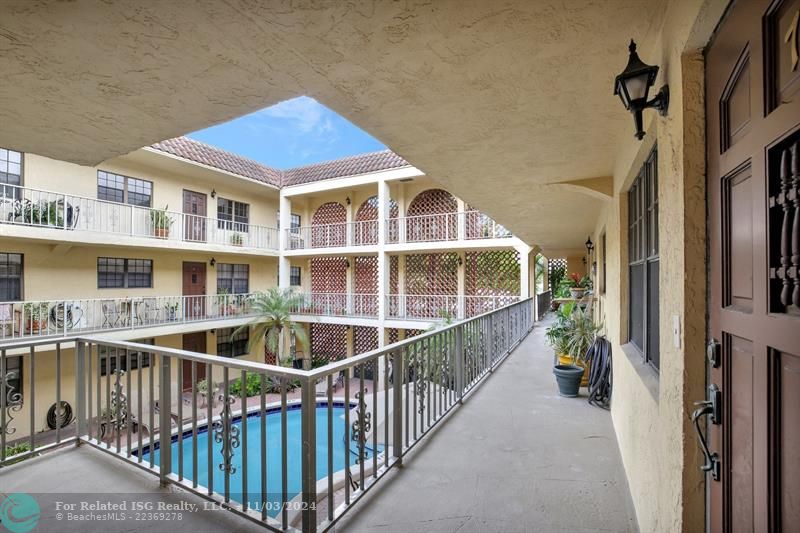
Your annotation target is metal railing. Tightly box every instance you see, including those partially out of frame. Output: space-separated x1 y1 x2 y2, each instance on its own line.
285 220 377 250
0 293 259 341
289 293 378 318
0 183 279 250
536 290 552 320
386 211 512 244
0 298 533 533
386 294 519 320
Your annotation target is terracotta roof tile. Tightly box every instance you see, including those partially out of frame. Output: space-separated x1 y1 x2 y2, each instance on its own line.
150 137 283 187
149 137 411 188
282 150 410 186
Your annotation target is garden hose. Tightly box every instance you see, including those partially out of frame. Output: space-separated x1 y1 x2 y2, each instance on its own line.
586 336 612 409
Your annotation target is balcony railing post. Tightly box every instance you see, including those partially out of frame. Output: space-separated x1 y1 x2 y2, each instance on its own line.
300 376 317 532
75 340 87 439
129 205 135 236
455 325 464 403
392 349 403 465
159 354 172 487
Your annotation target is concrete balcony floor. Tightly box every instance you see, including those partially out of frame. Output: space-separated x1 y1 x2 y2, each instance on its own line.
0 319 636 533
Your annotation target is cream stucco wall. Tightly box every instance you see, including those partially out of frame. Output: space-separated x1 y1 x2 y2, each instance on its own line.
590 1 729 531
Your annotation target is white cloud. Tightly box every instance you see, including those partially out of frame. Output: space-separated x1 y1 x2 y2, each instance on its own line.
259 96 330 134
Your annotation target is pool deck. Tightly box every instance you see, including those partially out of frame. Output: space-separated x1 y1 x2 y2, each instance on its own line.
0 317 637 532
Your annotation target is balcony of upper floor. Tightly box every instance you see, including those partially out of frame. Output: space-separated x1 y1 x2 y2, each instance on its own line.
0 183 279 255
280 178 525 257
0 292 263 349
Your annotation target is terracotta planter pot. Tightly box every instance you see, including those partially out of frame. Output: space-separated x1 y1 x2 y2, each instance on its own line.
155 228 169 238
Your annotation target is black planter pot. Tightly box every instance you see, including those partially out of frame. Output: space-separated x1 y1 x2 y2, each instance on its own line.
553 364 584 397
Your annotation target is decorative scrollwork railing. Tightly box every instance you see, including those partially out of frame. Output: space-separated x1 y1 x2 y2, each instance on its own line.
213 393 241 474
1 370 23 435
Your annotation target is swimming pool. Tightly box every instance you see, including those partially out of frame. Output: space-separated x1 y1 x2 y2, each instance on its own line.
140 402 378 516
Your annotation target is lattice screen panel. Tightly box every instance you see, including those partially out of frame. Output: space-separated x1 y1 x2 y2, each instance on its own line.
388 328 400 344
310 323 348 365
548 258 568 292
354 256 377 294
406 189 458 241
389 256 399 294
355 196 398 245
404 329 425 339
311 202 347 247
405 253 459 294
355 196 399 221
465 251 521 317
353 326 379 380
310 257 348 293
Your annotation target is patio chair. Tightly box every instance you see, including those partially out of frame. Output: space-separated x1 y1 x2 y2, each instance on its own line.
101 300 120 327
135 298 160 326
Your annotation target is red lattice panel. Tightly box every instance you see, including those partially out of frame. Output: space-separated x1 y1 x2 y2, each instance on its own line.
311 257 347 293
310 323 347 364
311 202 347 247
405 253 459 318
465 250 520 316
356 196 399 245
406 189 457 241
404 329 425 339
354 256 378 316
464 204 511 239
389 256 399 294
548 257 568 292
353 325 379 379
387 328 400 344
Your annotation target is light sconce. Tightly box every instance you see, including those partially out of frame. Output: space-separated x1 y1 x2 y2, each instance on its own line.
210 257 216 267
585 236 594 254
345 259 351 268
345 196 351 205
210 189 216 198
457 256 463 267
614 40 669 140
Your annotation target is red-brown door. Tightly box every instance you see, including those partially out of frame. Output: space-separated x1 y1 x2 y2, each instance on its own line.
705 1 800 530
182 261 206 320
183 189 207 242
182 332 206 391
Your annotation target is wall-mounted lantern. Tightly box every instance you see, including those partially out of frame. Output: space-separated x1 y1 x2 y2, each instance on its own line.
345 196 351 205
614 40 669 140
210 189 217 198
210 257 216 267
585 236 594 254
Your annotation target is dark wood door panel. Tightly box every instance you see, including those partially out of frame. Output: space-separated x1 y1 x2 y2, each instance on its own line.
181 332 207 391
706 0 800 530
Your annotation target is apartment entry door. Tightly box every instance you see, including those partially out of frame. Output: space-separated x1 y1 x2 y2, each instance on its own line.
182 261 206 320
704 0 800 530
183 189 207 242
181 332 207 391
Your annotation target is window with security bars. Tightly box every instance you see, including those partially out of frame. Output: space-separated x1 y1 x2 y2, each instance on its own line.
290 266 301 287
99 338 154 376
97 171 152 207
628 147 659 370
217 327 249 357
0 253 23 301
217 197 250 231
97 257 153 289
0 147 22 186
217 263 249 294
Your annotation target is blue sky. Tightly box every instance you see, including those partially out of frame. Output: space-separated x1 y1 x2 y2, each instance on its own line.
188 96 386 169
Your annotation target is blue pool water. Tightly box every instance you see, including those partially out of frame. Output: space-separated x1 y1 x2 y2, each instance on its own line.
141 403 378 516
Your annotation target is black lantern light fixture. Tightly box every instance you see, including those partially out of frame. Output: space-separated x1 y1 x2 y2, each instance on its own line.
210 257 216 267
210 189 216 198
614 40 669 140
585 236 594 254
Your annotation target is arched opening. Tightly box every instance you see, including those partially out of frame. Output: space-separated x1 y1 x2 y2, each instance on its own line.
354 195 399 245
311 202 346 247
405 189 457 242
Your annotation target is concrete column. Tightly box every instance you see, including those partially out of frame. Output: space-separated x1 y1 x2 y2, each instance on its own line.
377 180 390 324
542 256 550 292
278 194 291 289
456 197 466 241
346 255 354 314
345 190 355 246
396 182 407 244
457 251 465 320
398 255 406 317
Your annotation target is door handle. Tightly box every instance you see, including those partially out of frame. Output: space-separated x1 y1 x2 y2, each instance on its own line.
692 384 721 481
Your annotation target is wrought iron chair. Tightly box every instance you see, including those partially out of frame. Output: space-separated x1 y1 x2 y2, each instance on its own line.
135 298 160 326
101 300 121 327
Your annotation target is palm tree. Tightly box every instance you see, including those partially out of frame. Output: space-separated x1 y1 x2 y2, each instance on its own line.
234 288 309 366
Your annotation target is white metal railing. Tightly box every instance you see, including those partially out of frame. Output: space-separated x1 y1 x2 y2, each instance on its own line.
386 293 519 320
290 292 378 318
0 293 259 341
385 211 512 244
0 183 279 250
0 298 533 533
286 220 378 250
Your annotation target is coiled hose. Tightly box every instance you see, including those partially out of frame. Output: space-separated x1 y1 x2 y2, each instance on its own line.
586 336 612 409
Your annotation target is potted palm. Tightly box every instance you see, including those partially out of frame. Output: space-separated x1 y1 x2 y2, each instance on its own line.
549 305 600 397
23 302 50 334
234 288 309 367
150 206 173 238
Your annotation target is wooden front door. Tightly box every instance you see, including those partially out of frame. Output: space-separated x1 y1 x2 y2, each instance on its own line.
182 332 207 391
705 0 800 530
183 189 207 242
182 261 206 320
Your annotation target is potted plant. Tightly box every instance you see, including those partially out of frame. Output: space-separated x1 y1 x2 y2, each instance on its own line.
547 303 599 397
150 206 173 238
22 301 50 334
560 272 592 299
164 302 179 321
230 232 243 246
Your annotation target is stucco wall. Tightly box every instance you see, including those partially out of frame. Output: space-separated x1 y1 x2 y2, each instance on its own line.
590 1 729 531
